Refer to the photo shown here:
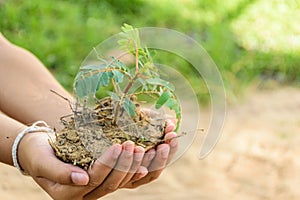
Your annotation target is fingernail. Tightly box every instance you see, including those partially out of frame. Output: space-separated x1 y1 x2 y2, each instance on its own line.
134 147 145 162
161 146 170 159
148 150 156 161
165 124 175 133
138 167 148 176
170 139 178 148
71 172 89 186
123 141 134 158
164 133 176 143
132 167 148 181
113 144 122 158
124 141 135 152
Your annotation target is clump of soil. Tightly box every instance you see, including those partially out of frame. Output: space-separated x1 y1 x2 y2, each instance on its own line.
49 97 167 170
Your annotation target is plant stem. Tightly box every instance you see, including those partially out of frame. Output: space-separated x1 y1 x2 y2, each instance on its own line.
134 39 139 75
111 79 120 96
113 39 139 125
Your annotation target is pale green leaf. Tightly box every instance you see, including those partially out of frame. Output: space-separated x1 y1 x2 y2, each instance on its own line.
111 57 127 71
74 77 86 98
80 64 106 71
99 71 112 87
146 78 175 91
165 97 180 115
74 73 101 98
137 78 148 90
164 97 181 131
108 92 120 101
123 97 136 117
112 70 124 83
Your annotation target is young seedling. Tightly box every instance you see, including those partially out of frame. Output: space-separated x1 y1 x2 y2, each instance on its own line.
49 24 182 170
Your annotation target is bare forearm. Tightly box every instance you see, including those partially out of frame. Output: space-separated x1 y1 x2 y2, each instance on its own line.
0 34 72 129
0 113 26 165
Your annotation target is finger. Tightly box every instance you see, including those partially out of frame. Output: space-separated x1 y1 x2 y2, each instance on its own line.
164 119 176 133
34 151 89 186
131 166 148 182
114 141 135 172
33 144 122 200
164 132 179 164
165 124 175 133
120 166 148 189
130 144 170 187
119 146 145 187
84 141 134 200
141 149 156 168
148 144 170 172
87 144 122 187
168 117 177 125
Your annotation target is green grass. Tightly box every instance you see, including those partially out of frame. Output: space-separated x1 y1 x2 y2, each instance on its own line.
1 0 299 103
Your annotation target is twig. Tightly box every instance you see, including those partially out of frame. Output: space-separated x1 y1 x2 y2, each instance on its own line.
50 89 74 112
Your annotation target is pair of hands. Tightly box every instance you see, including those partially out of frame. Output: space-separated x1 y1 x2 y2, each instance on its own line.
17 120 178 200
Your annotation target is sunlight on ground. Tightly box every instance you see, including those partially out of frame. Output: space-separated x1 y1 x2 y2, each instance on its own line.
232 0 300 53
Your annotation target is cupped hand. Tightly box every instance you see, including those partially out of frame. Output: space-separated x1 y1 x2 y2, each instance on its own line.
17 133 147 200
121 118 179 189
16 117 178 199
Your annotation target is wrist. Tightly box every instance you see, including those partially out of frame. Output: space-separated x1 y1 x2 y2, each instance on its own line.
12 121 54 175
17 132 44 174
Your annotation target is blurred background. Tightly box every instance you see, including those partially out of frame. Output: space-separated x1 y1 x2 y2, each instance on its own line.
1 0 300 200
1 0 299 101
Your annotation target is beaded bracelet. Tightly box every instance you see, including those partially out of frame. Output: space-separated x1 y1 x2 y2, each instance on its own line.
12 121 55 175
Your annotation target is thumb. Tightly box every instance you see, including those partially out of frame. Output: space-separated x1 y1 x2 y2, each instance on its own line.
34 153 89 186
18 132 89 186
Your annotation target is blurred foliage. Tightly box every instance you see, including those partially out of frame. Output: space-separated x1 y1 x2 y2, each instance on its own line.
0 0 299 104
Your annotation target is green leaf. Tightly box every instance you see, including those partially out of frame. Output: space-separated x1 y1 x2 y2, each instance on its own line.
165 97 180 115
123 97 136 117
164 96 181 132
74 63 112 98
137 77 148 90
99 71 112 87
108 92 120 101
111 57 127 71
112 70 124 83
155 91 171 109
80 64 106 71
74 73 102 98
149 49 156 58
74 78 86 98
146 78 175 91
118 24 140 54
121 23 134 32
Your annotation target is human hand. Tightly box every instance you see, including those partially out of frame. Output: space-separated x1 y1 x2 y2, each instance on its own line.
17 132 147 200
16 116 178 198
121 118 179 188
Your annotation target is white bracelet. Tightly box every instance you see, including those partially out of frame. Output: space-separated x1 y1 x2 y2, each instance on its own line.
12 121 55 175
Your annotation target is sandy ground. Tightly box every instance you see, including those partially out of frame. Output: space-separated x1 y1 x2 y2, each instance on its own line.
1 87 300 200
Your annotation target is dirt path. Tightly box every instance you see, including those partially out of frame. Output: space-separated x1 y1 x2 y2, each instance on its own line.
1 87 300 200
